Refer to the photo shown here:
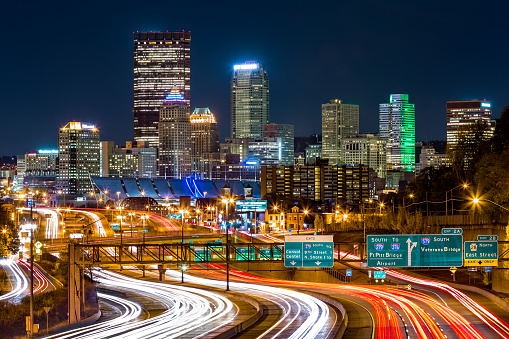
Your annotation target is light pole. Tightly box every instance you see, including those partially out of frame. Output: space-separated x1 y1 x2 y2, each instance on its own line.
141 215 148 244
300 209 308 235
473 197 509 212
117 209 124 245
221 198 234 291
179 209 188 283
446 183 468 216
128 212 134 237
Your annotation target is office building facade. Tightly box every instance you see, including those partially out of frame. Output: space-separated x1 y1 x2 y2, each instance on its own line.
321 100 359 165
418 146 450 174
379 94 415 172
220 138 251 163
133 31 191 148
446 100 492 148
342 134 387 178
158 89 192 178
248 137 282 166
190 108 220 177
263 123 294 166
56 122 100 196
262 164 369 204
102 141 157 178
231 62 269 139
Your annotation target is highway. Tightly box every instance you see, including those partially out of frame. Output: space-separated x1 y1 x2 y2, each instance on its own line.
44 269 243 338
0 259 28 302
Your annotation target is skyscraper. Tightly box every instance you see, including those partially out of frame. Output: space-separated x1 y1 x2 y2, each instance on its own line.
263 123 294 166
446 99 492 148
133 31 191 148
158 88 191 178
190 108 220 178
321 99 359 165
379 94 415 172
56 122 100 197
231 62 269 139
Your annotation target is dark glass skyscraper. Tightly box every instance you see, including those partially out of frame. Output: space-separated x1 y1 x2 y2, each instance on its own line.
133 31 191 148
231 62 269 139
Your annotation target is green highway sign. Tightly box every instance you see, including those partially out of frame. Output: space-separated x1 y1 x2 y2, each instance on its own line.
464 241 498 266
367 234 463 268
236 247 255 261
194 246 210 261
477 235 498 242
260 247 283 260
442 228 463 235
284 235 334 267
374 271 386 279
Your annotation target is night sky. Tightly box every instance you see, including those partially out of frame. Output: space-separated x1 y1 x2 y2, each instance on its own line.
1 1 508 155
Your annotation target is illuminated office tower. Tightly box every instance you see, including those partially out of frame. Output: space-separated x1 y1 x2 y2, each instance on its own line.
321 99 359 165
446 99 492 148
263 123 294 166
158 89 191 178
190 108 220 177
133 31 191 148
379 94 415 172
231 62 269 139
56 122 100 197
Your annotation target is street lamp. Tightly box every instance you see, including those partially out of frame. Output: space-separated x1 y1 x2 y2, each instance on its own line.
116 214 125 245
300 209 309 234
472 197 509 212
128 212 134 237
221 197 234 291
179 209 188 283
446 183 468 216
141 215 148 244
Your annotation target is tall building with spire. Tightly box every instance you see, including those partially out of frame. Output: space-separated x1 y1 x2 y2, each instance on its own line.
379 94 415 172
190 108 220 178
231 62 269 139
133 31 191 148
158 88 191 178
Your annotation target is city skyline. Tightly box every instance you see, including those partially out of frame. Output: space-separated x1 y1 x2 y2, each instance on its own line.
1 1 508 155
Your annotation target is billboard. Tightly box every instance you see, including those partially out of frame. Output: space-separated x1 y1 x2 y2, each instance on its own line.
235 200 267 212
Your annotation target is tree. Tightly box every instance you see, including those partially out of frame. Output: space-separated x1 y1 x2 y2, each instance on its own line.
491 105 509 154
449 121 493 183
474 149 509 209
0 204 19 257
314 214 323 233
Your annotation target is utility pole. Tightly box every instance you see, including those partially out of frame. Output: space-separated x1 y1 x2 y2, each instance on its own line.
29 201 34 337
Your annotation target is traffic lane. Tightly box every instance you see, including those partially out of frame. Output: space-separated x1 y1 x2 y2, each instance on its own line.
329 295 374 339
166 268 337 339
103 268 260 339
123 267 286 339
388 273 509 338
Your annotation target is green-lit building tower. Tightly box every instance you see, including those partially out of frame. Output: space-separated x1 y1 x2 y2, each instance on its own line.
379 94 415 172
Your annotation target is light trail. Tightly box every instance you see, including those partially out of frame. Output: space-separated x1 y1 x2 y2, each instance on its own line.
42 291 143 339
44 269 237 339
18 259 53 294
162 267 333 339
0 259 29 301
72 210 107 237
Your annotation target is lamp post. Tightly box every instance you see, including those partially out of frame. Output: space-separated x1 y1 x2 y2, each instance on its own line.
117 209 124 245
141 215 148 244
179 209 188 283
300 210 308 235
446 183 468 216
221 198 234 291
472 197 509 212
128 212 134 237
